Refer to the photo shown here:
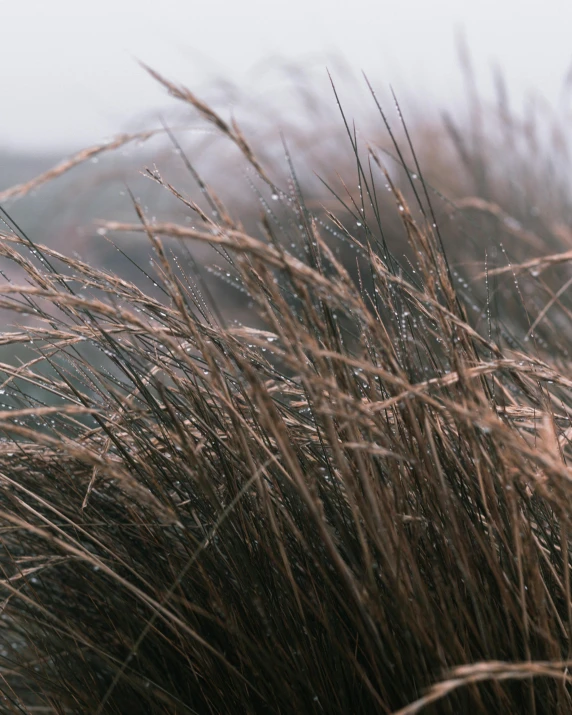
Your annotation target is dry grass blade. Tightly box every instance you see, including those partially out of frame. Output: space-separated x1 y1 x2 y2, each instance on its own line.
480 248 572 278
140 62 273 184
0 128 171 202
393 661 572 715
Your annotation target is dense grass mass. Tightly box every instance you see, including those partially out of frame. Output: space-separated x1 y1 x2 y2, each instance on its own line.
1 64 572 713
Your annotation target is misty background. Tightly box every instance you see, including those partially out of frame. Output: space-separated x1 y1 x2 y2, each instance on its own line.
2 0 569 152
0 0 570 278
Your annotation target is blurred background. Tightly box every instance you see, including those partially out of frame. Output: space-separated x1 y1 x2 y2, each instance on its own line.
1 0 572 337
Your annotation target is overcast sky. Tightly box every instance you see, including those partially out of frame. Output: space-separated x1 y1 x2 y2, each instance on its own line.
2 1 570 152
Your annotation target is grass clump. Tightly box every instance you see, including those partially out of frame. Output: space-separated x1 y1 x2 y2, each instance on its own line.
0 67 571 713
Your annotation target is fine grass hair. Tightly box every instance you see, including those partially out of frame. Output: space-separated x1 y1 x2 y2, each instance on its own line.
0 64 571 713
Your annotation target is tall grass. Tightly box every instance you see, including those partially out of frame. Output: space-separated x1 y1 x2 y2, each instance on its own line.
0 63 571 713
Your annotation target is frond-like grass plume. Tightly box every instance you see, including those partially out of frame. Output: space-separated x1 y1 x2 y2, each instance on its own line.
0 65 571 714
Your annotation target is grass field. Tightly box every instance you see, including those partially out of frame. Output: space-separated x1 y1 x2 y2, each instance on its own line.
0 61 571 713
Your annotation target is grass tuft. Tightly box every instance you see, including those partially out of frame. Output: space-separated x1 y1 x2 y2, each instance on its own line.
0 65 571 713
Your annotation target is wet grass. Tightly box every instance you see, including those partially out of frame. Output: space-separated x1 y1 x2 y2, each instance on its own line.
0 63 571 713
